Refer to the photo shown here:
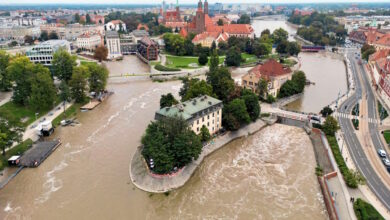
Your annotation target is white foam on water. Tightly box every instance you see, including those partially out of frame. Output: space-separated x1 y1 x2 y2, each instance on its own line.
3 202 12 212
35 160 68 204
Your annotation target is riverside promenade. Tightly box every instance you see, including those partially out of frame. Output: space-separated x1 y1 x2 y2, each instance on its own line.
130 119 266 193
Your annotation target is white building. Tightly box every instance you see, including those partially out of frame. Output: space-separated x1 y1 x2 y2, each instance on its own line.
105 31 121 59
155 95 223 135
104 20 127 32
26 40 71 66
76 32 102 51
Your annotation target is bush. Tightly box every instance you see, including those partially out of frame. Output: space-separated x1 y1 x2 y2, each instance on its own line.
154 64 181 72
198 53 208 66
354 198 384 220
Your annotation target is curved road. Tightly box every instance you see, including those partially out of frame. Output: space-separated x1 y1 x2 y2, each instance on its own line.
337 49 390 211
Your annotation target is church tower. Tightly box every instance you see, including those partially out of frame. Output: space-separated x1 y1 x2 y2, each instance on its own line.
176 0 181 21
204 0 208 15
195 0 205 33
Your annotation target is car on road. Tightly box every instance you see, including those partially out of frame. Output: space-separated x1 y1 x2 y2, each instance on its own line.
382 158 390 167
378 149 387 158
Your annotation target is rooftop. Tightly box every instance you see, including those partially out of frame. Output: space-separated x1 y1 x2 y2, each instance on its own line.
106 31 119 39
249 59 292 78
156 95 222 120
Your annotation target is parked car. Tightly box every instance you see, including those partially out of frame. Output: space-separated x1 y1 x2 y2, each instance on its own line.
382 158 390 167
378 149 387 158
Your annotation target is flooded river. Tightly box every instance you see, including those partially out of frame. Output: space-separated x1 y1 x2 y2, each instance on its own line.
0 22 331 219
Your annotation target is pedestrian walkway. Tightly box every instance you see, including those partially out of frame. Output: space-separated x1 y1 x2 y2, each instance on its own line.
333 112 380 124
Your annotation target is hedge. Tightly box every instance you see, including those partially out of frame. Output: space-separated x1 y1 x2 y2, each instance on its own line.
354 198 384 220
154 64 181 72
327 135 359 188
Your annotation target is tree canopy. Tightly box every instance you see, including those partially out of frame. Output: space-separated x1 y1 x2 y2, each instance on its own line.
160 93 178 108
52 49 77 82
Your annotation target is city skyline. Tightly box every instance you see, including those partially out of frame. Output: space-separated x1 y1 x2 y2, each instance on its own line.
1 0 390 5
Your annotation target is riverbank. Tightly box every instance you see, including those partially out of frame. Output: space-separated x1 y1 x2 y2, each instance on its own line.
130 119 267 193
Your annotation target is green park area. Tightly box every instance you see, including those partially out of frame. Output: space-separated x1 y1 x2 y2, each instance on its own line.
165 55 225 69
382 130 390 144
353 198 384 220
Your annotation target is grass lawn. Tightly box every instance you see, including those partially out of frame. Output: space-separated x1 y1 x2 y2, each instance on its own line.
377 100 388 120
52 102 84 127
0 139 33 171
383 130 390 144
165 55 225 69
241 53 259 65
283 58 298 67
0 101 59 128
354 198 384 220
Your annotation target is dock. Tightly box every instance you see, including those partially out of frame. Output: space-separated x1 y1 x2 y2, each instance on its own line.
19 140 61 167
80 91 113 111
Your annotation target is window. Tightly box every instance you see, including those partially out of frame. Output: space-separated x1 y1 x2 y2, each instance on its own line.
197 127 199 132
202 117 204 122
207 115 209 120
207 122 209 126
197 120 199 124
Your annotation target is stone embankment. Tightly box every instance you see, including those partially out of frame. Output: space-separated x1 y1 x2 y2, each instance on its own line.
129 119 266 193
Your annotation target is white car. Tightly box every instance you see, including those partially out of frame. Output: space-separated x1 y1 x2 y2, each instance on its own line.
378 149 386 158
382 158 390 167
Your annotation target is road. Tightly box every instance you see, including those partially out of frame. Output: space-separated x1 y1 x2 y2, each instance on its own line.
337 48 390 211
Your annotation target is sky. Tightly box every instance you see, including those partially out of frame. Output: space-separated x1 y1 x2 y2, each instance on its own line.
0 0 388 4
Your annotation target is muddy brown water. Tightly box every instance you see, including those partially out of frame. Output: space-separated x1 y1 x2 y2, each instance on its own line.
0 34 329 219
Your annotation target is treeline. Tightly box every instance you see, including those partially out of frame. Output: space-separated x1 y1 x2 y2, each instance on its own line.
289 12 347 45
104 11 171 36
145 50 261 174
163 27 300 67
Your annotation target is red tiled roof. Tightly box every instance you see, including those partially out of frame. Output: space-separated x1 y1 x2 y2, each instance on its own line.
377 57 390 74
137 24 149 31
140 36 157 46
164 22 187 28
250 59 292 78
375 34 390 47
369 49 390 62
206 24 254 35
192 32 220 43
110 20 124 25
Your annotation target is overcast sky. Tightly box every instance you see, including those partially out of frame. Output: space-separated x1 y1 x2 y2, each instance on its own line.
0 0 387 4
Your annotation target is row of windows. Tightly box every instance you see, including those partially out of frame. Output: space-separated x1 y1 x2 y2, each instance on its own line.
28 56 52 61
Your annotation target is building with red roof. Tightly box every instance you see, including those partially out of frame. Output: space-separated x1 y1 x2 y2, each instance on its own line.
137 24 149 31
241 59 292 97
192 31 229 47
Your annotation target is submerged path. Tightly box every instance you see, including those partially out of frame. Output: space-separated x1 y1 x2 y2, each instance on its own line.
129 119 266 193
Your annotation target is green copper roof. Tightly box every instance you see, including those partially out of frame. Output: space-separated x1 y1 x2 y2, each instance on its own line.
156 95 222 120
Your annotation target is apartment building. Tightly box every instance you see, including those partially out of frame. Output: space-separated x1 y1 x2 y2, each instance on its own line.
106 31 122 59
76 32 102 51
26 40 71 66
155 95 223 135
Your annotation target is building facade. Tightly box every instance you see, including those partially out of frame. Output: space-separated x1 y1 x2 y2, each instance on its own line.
106 31 122 59
137 36 158 62
26 40 71 66
241 59 292 97
105 20 127 32
155 95 223 135
76 32 102 51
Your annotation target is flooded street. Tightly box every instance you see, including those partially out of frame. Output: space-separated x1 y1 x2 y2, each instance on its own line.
285 52 348 113
0 24 330 219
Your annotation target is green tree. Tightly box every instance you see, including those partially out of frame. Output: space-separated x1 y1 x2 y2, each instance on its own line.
86 14 92 24
320 106 334 117
163 33 187 56
217 19 224 26
29 65 57 111
237 14 251 24
261 29 271 37
257 78 268 99
286 41 301 56
222 99 251 130
40 30 49 41
48 31 59 40
272 28 289 45
322 116 339 136
183 80 214 101
0 118 23 155
253 42 271 57
0 51 12 91
160 93 178 108
69 66 89 103
361 43 376 61
141 117 202 174
209 49 219 73
198 53 208 66
226 46 242 67
276 40 289 54
199 125 211 142
242 89 260 121
75 13 80 23
52 49 77 82
24 35 34 45
86 63 108 93
7 56 35 106
207 67 235 102
211 41 217 51
292 70 306 92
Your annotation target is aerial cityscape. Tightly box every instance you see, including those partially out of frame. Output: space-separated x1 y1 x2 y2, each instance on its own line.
0 0 389 219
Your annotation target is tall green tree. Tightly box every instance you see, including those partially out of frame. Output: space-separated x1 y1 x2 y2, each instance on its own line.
257 78 268 99
242 89 260 121
69 66 89 103
322 116 339 136
261 29 271 37
225 46 242 67
183 80 214 101
199 125 211 142
222 98 251 130
0 118 23 155
160 93 178 108
40 30 49 41
75 13 80 23
272 28 289 45
7 56 35 105
29 66 57 111
52 49 77 82
86 14 92 24
209 49 219 73
86 63 108 93
48 31 59 40
198 53 208 66
0 51 12 91
207 67 235 102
